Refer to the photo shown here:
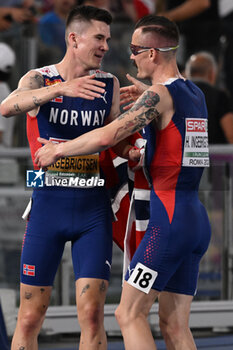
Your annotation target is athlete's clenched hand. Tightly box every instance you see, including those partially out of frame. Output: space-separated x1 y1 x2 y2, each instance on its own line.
34 138 60 168
59 74 106 99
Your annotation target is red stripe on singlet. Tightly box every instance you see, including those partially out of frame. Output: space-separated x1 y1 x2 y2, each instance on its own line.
27 114 42 170
150 120 182 223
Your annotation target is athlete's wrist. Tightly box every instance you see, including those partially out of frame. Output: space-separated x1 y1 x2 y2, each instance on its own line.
53 81 64 97
54 142 64 160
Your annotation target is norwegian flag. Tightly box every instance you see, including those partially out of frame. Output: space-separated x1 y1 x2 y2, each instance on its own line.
23 264 35 276
100 133 150 276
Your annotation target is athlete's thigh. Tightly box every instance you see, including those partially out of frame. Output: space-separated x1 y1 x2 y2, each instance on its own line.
164 251 201 295
76 278 108 313
158 291 193 326
18 283 52 316
21 191 69 286
164 202 211 295
119 281 158 318
126 194 210 295
124 213 176 293
72 190 113 281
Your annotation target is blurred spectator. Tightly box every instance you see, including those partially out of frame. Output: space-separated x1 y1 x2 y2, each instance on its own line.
77 0 111 12
159 0 210 22
219 0 233 100
78 0 157 22
0 0 36 33
159 0 221 66
0 0 37 130
185 51 233 144
0 0 33 4
39 0 54 13
38 0 76 58
121 0 156 22
0 43 16 147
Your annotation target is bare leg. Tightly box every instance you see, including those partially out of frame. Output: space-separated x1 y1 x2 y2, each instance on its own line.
11 283 52 350
158 291 196 350
115 281 159 350
76 278 108 350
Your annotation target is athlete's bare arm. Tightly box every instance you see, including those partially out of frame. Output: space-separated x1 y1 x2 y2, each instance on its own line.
35 84 173 167
0 71 106 118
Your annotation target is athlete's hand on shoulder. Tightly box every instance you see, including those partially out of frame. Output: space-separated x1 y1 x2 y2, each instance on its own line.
120 74 149 110
34 138 61 168
60 74 106 100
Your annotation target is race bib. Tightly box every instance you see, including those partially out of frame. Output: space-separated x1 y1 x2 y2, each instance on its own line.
127 262 158 294
45 138 101 188
182 118 209 167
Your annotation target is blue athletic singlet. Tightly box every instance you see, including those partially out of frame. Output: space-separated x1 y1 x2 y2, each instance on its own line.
21 65 114 286
126 79 211 296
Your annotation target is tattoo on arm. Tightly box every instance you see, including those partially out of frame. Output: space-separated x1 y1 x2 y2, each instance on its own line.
29 74 44 89
131 90 160 112
35 74 44 87
33 95 42 107
114 90 160 140
80 284 90 296
14 103 21 113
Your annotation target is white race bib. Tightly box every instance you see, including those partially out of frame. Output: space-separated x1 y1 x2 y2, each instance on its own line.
127 262 158 294
183 118 209 167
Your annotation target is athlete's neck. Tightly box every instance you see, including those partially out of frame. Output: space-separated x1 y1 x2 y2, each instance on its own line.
151 62 182 85
55 51 93 81
55 61 90 81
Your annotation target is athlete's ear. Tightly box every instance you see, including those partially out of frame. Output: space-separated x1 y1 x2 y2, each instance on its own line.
69 32 78 48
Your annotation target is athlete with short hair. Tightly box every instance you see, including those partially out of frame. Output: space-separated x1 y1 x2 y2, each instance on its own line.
34 15 211 350
0 5 140 350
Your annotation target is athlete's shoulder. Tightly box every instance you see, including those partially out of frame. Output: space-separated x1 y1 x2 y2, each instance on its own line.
163 78 199 97
34 65 60 78
163 77 182 86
